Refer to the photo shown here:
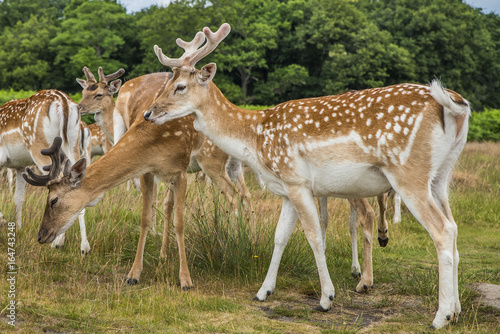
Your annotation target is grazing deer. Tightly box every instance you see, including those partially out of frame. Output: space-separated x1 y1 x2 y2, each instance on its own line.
143 23 470 329
0 90 91 254
25 116 197 288
76 67 252 215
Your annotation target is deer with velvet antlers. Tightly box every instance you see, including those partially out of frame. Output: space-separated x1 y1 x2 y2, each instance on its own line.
0 90 91 254
143 23 470 329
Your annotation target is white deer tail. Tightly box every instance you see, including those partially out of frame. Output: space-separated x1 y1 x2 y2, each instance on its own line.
429 79 470 117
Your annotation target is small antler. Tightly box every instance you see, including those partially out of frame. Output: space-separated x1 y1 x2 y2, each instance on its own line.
154 23 231 70
83 66 97 83
23 137 67 187
98 67 125 84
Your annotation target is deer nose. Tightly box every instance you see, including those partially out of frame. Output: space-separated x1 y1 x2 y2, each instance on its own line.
144 110 152 121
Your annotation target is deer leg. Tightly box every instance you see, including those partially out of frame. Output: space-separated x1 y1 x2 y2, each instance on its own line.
393 193 402 223
347 200 361 278
7 168 14 193
170 171 192 290
351 199 374 293
160 185 174 259
395 184 458 329
126 173 155 285
377 193 389 247
78 208 91 255
288 186 335 311
318 197 328 251
14 168 27 229
227 158 253 213
255 197 298 302
200 158 241 213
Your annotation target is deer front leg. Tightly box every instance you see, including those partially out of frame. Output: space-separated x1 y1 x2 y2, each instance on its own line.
318 197 328 251
255 197 298 302
126 173 155 285
78 209 91 255
14 168 26 229
376 193 389 247
288 186 335 311
170 172 192 290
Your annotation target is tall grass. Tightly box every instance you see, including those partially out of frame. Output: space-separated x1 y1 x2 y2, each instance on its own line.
0 142 499 333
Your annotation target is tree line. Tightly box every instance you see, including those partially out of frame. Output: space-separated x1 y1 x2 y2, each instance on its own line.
0 0 499 109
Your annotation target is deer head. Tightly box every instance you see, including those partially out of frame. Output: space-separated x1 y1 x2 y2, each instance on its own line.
77 66 124 116
143 23 231 124
23 137 87 244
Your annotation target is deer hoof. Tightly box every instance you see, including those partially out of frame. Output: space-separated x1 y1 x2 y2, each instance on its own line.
126 278 138 285
182 286 193 291
315 305 330 312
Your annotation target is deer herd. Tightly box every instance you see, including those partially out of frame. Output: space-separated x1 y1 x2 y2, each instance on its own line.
0 23 470 329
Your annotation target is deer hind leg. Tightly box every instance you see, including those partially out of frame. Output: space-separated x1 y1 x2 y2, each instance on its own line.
376 193 389 247
318 197 328 251
347 200 361 278
160 185 174 259
288 186 335 311
395 182 459 329
170 171 192 290
255 197 298 302
350 198 374 293
227 157 253 213
126 173 155 285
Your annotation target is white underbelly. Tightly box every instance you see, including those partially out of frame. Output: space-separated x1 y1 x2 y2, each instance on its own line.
309 163 391 198
0 142 33 168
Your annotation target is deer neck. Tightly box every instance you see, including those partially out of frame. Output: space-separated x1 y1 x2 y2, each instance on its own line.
192 84 262 166
94 98 115 143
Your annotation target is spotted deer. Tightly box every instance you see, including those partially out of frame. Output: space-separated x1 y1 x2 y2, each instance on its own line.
0 90 91 254
87 122 112 159
76 67 252 217
143 23 470 329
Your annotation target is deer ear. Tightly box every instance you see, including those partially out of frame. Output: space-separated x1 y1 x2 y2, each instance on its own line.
197 63 217 85
69 158 86 187
76 78 87 89
109 79 122 94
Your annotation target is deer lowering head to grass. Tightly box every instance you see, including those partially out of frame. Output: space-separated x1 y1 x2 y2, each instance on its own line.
0 90 90 254
143 23 470 329
77 67 252 216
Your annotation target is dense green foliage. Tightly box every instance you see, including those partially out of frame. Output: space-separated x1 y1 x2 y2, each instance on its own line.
0 0 499 109
468 109 500 142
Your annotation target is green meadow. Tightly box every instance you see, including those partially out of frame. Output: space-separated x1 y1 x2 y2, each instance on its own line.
0 142 499 333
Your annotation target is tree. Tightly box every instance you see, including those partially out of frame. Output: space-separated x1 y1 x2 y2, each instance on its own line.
0 15 57 90
50 0 133 91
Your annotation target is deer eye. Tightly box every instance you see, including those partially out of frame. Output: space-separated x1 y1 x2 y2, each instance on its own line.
95 94 103 99
51 197 58 208
175 85 186 94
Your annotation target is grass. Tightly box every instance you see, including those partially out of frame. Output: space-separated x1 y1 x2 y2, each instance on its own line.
0 142 499 333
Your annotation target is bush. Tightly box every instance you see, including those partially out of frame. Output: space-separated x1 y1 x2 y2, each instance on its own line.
468 109 500 142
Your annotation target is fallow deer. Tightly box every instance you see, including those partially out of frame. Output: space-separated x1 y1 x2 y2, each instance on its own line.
77 67 252 215
87 122 112 159
143 23 470 329
0 90 91 254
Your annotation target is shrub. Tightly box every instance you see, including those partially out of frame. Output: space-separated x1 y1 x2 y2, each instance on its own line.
468 109 500 142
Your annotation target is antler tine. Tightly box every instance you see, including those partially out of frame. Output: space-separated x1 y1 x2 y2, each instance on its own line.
83 66 97 83
97 67 124 84
154 24 230 70
154 31 206 69
22 137 64 187
105 68 125 82
188 23 231 68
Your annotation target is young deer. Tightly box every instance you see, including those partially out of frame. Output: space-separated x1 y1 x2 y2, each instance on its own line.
0 90 90 254
77 67 252 215
143 24 470 329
